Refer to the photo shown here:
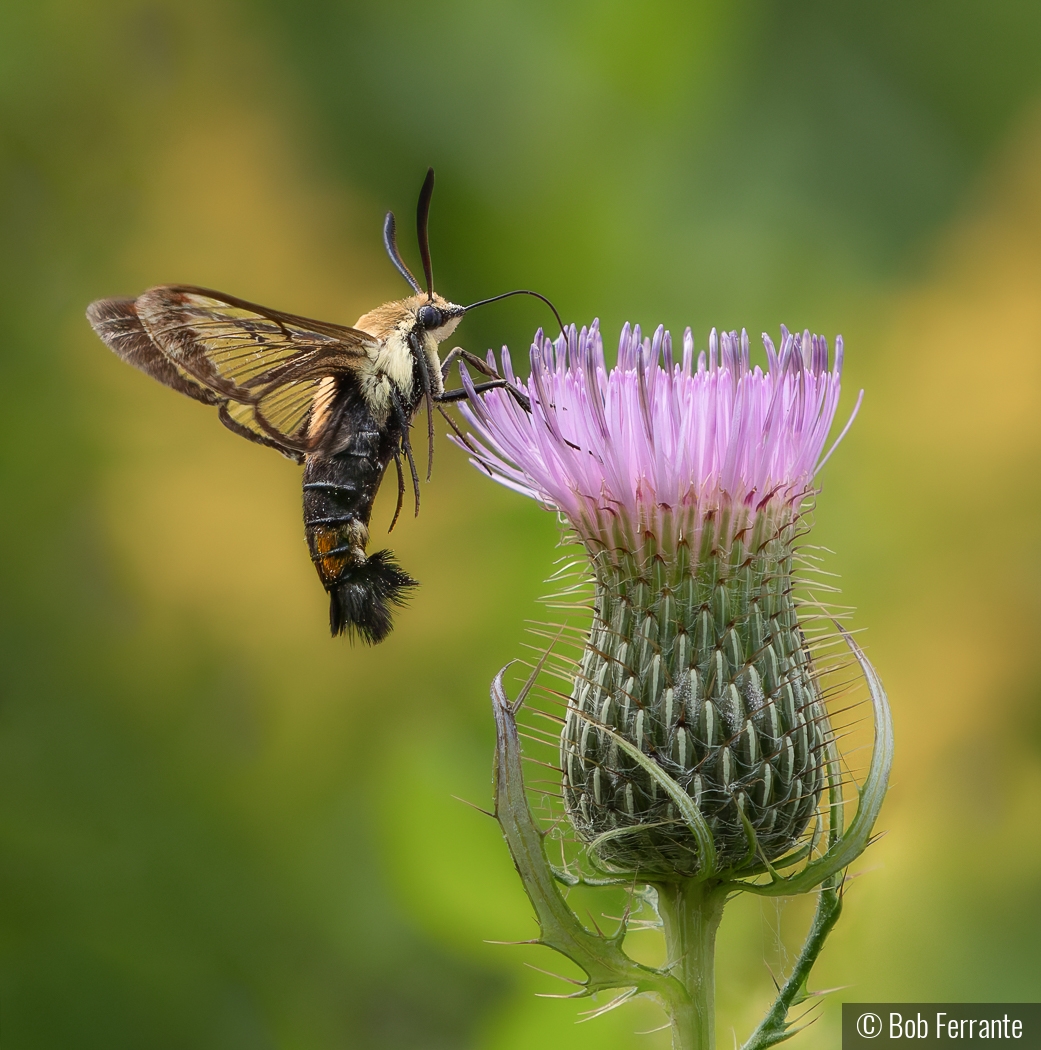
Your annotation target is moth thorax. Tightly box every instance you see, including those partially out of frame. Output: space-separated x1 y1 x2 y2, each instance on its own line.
560 510 831 878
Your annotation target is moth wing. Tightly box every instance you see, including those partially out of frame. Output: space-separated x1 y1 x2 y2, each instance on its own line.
132 285 374 399
88 286 377 460
86 296 221 407
219 372 344 460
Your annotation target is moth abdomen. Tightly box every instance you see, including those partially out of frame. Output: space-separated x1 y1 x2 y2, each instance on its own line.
326 550 417 644
303 425 415 641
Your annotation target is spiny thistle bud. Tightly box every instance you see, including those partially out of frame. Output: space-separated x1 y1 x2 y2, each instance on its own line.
459 321 858 879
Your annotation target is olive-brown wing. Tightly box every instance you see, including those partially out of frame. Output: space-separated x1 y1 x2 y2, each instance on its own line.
88 285 376 459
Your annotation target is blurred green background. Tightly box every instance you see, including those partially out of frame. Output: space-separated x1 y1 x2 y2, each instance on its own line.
3 1 1041 1046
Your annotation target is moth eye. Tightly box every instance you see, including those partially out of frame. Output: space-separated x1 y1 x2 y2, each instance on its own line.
417 304 442 329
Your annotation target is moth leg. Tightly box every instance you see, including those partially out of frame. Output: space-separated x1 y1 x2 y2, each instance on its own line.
436 379 531 412
401 434 421 517
439 345 531 410
440 345 499 380
438 388 573 450
388 451 406 533
390 388 421 516
407 329 436 482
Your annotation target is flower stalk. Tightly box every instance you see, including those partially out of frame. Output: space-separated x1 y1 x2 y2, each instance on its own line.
655 880 727 1050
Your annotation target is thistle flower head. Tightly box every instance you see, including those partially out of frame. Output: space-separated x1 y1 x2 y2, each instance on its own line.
458 321 852 566
459 322 857 879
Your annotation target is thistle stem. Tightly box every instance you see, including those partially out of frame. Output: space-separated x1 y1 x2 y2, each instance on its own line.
655 880 727 1050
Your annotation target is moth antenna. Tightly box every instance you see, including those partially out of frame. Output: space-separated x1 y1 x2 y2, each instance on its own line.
383 211 422 294
416 167 435 300
465 289 566 339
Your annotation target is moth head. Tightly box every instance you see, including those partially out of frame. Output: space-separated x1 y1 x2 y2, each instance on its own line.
415 294 465 342
381 169 566 347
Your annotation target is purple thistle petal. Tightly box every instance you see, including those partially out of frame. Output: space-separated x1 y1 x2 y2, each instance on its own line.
455 321 857 559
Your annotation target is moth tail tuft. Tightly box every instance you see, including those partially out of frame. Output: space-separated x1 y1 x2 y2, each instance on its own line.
328 550 418 643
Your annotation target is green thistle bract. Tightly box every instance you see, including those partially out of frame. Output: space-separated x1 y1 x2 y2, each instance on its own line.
565 501 825 877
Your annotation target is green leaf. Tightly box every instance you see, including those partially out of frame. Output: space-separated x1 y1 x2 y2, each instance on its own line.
490 669 684 1003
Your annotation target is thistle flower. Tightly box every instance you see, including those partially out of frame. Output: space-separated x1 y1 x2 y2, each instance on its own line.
459 321 860 879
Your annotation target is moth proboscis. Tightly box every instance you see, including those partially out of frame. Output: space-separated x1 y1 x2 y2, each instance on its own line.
87 168 560 643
